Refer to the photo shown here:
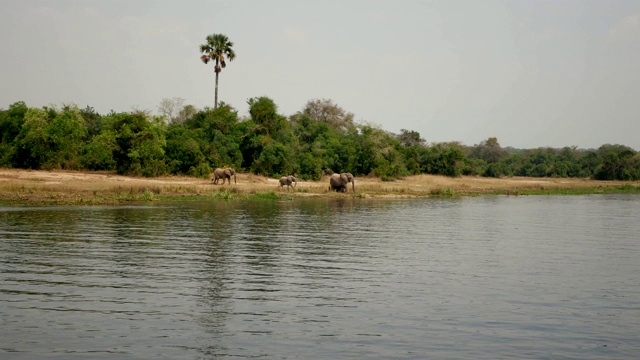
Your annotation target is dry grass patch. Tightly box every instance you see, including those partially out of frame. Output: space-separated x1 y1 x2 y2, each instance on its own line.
0 169 638 205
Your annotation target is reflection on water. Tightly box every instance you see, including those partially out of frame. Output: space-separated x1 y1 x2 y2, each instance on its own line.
1 195 640 359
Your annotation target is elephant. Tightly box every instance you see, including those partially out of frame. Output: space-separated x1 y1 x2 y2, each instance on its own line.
329 173 355 192
278 175 297 190
212 167 236 185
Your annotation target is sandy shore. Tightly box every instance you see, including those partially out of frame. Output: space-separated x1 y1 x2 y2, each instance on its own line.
0 168 638 204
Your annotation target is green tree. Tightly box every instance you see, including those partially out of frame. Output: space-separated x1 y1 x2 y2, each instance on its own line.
0 101 28 167
15 105 87 170
45 105 87 169
247 97 283 135
242 97 298 176
105 111 167 177
164 125 207 176
183 105 243 171
470 137 508 164
594 144 639 180
253 141 297 177
188 105 240 139
326 131 357 174
349 125 410 179
402 144 427 175
200 33 236 109
579 150 601 178
81 130 118 171
423 143 465 177
291 114 338 179
397 129 427 175
80 105 103 139
15 107 49 169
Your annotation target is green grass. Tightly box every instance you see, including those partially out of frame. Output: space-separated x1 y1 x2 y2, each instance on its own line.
495 185 640 196
251 191 291 200
212 188 235 200
2 183 639 206
142 189 155 201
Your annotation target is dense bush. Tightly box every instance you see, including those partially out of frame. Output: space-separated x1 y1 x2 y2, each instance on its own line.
1 100 638 181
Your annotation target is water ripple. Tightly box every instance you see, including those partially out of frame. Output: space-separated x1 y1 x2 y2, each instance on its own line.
1 196 639 359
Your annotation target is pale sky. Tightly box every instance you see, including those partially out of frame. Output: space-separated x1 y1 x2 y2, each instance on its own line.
1 0 639 150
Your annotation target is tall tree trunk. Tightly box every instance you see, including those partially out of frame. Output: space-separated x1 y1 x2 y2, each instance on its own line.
214 71 219 109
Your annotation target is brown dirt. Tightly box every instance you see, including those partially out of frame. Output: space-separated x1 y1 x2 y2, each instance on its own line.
0 168 637 204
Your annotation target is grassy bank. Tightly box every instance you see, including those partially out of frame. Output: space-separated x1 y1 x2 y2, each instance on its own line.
1 169 639 205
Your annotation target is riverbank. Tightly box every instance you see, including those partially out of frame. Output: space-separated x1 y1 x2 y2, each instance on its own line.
1 168 639 205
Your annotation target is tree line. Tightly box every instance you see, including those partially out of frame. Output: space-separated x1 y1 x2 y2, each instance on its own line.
1 98 639 181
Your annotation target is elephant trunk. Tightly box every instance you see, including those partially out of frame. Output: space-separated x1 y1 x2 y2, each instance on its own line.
351 179 355 192
234 174 237 184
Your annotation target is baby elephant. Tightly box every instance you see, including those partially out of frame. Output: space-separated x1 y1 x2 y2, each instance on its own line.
279 175 297 190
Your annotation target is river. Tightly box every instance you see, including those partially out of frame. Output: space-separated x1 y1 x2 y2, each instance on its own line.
1 195 639 359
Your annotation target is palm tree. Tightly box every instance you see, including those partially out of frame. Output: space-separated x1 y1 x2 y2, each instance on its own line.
200 33 236 109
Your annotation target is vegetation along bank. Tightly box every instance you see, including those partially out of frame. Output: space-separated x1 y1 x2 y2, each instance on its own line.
2 98 639 185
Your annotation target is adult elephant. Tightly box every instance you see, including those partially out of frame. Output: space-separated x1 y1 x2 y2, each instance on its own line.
212 167 236 185
329 173 355 192
278 175 297 190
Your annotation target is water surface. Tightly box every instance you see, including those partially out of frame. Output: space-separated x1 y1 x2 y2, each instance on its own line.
1 195 639 359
